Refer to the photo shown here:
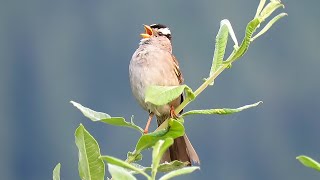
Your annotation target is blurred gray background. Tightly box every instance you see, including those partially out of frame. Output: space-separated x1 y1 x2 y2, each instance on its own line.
1 0 319 179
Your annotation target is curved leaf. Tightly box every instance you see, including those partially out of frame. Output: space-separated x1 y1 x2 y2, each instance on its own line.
75 124 105 180
182 101 262 117
53 163 61 180
107 164 137 180
259 1 284 20
297 155 320 172
255 0 267 18
151 138 174 178
134 119 184 155
209 20 230 79
231 18 260 61
251 13 287 41
145 85 195 106
71 101 143 133
159 166 200 180
101 156 150 178
158 161 189 172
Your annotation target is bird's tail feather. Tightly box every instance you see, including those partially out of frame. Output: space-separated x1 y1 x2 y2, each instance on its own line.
157 116 200 165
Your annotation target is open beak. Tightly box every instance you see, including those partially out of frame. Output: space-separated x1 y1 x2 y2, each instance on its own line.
140 24 153 38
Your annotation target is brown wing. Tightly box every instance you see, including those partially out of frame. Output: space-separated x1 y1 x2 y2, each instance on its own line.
171 55 184 114
171 55 184 84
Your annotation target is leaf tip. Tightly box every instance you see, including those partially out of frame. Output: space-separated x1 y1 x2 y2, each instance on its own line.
70 100 77 106
296 155 306 160
70 100 79 108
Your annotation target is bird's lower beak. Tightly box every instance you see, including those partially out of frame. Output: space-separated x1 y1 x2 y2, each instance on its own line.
140 24 153 38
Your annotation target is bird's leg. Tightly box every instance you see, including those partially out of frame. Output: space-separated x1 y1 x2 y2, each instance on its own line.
144 112 154 134
170 105 179 119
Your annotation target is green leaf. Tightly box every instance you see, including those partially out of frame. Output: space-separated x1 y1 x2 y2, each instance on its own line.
134 119 184 156
151 138 174 178
207 19 239 86
127 151 142 163
230 18 260 61
181 101 262 117
145 85 195 106
107 164 137 180
53 163 61 180
255 0 267 18
251 13 287 41
259 0 284 20
101 156 150 178
159 166 200 180
71 101 143 133
297 155 320 172
139 160 191 174
158 160 189 172
75 124 105 180
209 20 230 81
128 163 150 173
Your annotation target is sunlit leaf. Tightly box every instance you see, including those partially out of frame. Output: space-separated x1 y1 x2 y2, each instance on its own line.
209 20 230 82
151 138 174 178
230 18 260 61
158 161 189 172
134 119 184 156
101 156 150 178
259 0 284 20
107 164 137 180
251 13 287 41
255 0 267 18
71 101 143 133
181 101 262 117
145 85 195 106
53 163 61 180
297 155 320 172
159 166 200 180
75 124 105 180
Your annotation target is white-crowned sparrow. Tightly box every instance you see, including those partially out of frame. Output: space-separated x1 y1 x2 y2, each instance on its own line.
129 24 200 165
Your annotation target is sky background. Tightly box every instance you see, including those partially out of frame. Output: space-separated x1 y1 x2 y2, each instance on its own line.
1 0 320 179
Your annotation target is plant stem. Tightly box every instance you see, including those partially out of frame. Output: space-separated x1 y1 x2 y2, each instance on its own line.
174 63 229 114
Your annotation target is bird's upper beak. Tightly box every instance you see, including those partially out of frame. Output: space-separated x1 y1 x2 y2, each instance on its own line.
140 24 153 38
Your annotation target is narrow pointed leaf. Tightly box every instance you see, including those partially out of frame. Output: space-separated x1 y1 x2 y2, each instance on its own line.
145 85 195 106
210 20 229 74
255 0 267 18
158 161 189 172
260 1 284 20
228 18 260 61
134 119 184 155
181 101 262 117
159 167 200 180
75 124 105 180
107 164 137 180
151 138 174 178
222 0 286 65
297 155 320 172
251 13 287 41
53 163 61 180
208 19 238 86
71 101 143 133
101 156 150 178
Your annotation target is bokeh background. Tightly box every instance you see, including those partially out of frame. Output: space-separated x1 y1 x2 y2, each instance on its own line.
1 0 319 179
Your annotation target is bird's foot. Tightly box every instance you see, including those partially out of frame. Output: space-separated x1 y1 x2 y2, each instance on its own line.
170 105 179 119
